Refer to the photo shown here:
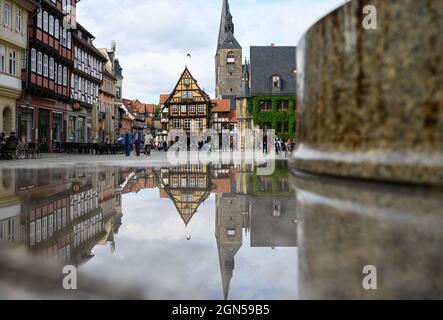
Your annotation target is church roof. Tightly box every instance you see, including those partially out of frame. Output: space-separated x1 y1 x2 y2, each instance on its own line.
217 0 241 51
219 32 242 50
250 46 297 96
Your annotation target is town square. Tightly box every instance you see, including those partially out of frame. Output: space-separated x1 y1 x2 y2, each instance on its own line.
0 0 442 305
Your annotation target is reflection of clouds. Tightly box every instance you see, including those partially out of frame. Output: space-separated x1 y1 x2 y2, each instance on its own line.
80 189 298 300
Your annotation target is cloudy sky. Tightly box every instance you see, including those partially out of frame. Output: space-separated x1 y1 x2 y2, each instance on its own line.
76 0 343 103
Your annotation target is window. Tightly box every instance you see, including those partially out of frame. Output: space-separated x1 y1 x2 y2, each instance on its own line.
173 119 180 129
63 66 67 86
181 178 187 188
278 100 289 111
49 15 54 36
181 91 193 99
227 51 235 64
198 105 204 113
272 75 281 88
21 50 26 69
31 48 36 72
43 11 48 32
189 105 195 113
0 45 5 72
43 54 48 77
67 32 71 49
74 74 78 91
37 9 42 28
195 118 202 129
180 105 187 114
3 2 11 27
49 58 54 79
116 87 121 99
259 100 272 111
37 51 42 74
189 178 196 188
16 9 22 32
184 118 191 129
172 105 178 113
62 28 67 47
198 177 204 188
54 19 59 39
58 63 62 84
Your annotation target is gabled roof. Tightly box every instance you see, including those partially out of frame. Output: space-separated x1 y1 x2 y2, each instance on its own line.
145 104 155 114
159 94 169 105
250 46 297 96
211 99 231 112
165 67 211 104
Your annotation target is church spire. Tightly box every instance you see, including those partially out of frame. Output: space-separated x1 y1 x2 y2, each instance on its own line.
239 58 250 98
217 0 237 51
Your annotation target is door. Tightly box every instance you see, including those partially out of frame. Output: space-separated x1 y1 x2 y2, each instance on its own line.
38 109 49 152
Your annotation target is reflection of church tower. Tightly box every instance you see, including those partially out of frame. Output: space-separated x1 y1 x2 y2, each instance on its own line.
215 193 244 299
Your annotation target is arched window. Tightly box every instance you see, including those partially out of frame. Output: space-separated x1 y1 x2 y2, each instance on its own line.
2 169 12 190
226 51 235 65
2 107 12 134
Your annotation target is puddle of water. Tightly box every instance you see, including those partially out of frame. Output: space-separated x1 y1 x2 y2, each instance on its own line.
0 161 298 300
1 161 442 299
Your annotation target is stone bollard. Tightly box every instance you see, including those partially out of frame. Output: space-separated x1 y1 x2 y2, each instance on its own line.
291 0 443 299
292 0 443 185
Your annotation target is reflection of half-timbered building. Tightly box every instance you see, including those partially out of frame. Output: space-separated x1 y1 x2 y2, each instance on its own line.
9 167 121 267
158 164 211 226
164 67 211 146
0 169 21 248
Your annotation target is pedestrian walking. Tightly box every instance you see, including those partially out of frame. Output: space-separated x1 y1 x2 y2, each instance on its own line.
134 129 142 156
144 132 154 156
124 132 132 157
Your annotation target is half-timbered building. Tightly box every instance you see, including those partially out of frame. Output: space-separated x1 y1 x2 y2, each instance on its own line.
17 0 77 152
69 22 106 143
164 67 211 147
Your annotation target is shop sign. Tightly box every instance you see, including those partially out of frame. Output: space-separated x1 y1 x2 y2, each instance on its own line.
72 102 81 112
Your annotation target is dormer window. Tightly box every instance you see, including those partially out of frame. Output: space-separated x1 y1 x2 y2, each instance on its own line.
227 51 235 65
272 75 281 88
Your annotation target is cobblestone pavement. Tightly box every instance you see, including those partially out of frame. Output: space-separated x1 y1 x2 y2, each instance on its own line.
0 150 290 168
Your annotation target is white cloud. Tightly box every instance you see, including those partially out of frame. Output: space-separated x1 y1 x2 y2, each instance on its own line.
77 0 343 102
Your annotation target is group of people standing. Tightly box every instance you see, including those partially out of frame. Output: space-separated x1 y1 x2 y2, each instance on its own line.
120 129 166 157
262 135 293 155
0 132 19 159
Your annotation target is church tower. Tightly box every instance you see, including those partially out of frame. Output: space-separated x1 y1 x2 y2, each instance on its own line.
215 0 243 99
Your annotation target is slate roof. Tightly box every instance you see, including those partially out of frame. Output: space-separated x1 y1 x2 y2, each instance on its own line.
217 0 241 51
219 32 242 50
114 59 123 78
250 46 297 96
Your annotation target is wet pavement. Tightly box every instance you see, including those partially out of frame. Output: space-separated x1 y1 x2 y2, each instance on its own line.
0 158 442 299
